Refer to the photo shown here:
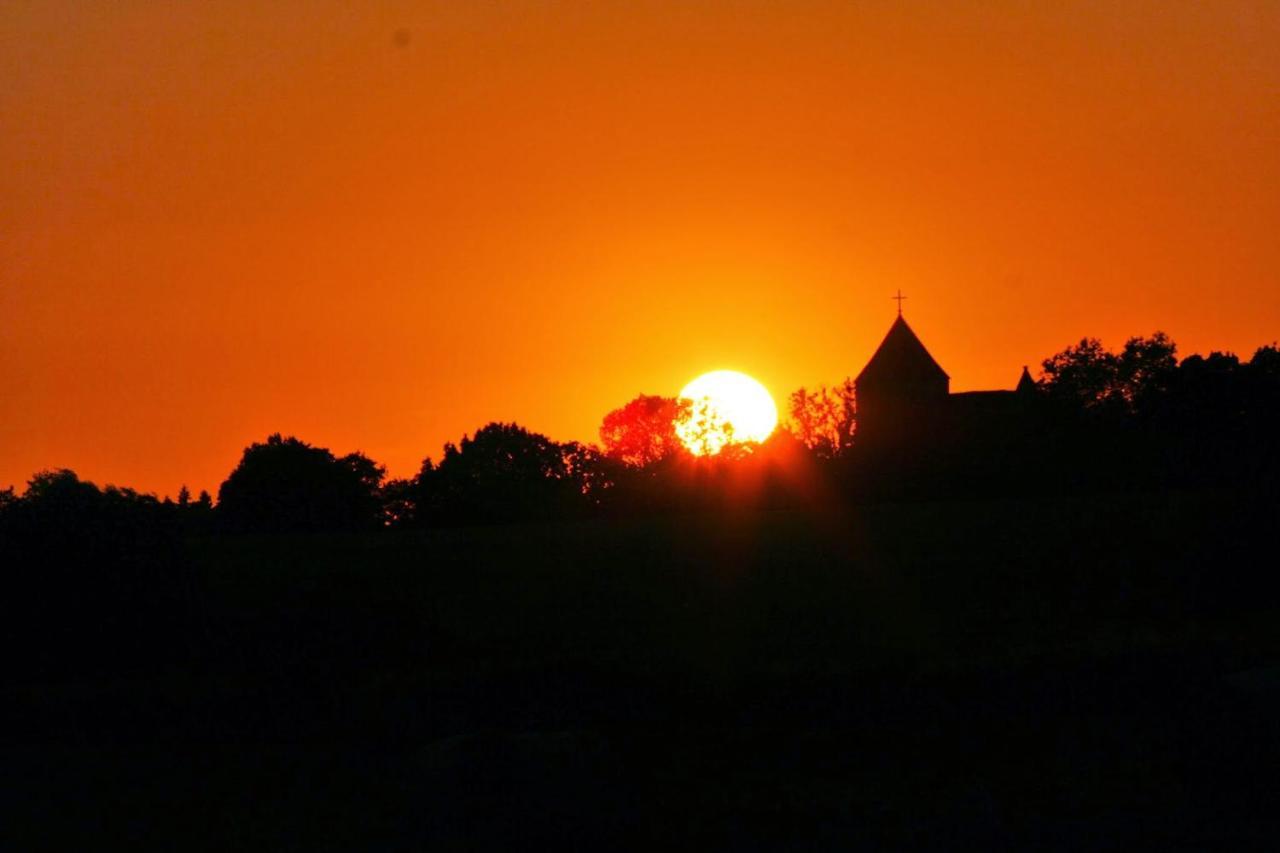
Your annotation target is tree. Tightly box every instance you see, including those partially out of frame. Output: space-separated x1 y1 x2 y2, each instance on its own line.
25 468 99 502
599 395 689 467
1117 332 1178 410
418 422 591 524
14 469 107 537
1250 343 1280 378
560 440 617 506
674 396 736 457
788 378 856 457
1039 337 1120 410
1040 332 1178 414
1172 351 1242 420
216 434 386 533
1245 344 1280 428
377 477 419 528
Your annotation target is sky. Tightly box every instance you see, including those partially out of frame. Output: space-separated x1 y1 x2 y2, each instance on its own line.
3 1 1279 495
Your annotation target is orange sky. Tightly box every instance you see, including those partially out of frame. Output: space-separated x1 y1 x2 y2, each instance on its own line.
3 1 1279 495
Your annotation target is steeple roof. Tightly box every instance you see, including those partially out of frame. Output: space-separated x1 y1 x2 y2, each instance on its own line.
1016 365 1037 394
855 315 949 387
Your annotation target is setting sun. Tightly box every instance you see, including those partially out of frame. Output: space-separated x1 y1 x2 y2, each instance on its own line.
676 370 779 456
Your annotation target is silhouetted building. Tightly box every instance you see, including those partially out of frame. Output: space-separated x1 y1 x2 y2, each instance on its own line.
1016 365 1036 394
951 366 1041 420
855 314 950 446
855 309 1041 449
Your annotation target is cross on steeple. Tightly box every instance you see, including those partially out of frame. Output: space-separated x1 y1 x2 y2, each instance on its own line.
892 290 907 316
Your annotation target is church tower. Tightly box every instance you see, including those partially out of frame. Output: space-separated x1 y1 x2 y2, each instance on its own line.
855 301 950 446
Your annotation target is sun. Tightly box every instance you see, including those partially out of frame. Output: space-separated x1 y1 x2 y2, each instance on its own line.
676 370 779 456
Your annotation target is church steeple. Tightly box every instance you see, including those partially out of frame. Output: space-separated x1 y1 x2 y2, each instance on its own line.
1016 365 1037 394
854 309 950 446
855 314 950 391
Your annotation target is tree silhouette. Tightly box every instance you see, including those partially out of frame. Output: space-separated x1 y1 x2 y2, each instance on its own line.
1250 343 1280 377
1040 332 1177 414
560 440 617 505
378 477 419 528
216 434 386 533
417 422 593 524
1118 332 1178 411
788 378 856 457
1039 337 1120 410
1248 345 1280 423
674 397 735 457
599 395 689 467
17 469 108 537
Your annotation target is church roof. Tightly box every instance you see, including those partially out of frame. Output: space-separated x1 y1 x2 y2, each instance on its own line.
1016 365 1037 394
856 315 949 387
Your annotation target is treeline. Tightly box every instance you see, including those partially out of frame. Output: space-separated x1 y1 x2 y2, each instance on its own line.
1006 334 1280 493
1 332 1278 686
2 334 1279 540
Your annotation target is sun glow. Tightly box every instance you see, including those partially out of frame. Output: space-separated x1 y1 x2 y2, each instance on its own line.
676 370 779 456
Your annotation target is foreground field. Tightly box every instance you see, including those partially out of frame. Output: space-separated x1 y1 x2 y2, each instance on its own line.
5 492 1280 848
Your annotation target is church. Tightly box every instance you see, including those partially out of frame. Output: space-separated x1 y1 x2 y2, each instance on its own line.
854 295 1038 448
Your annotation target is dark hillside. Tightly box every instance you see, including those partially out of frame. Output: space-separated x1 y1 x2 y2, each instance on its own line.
5 492 1280 848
